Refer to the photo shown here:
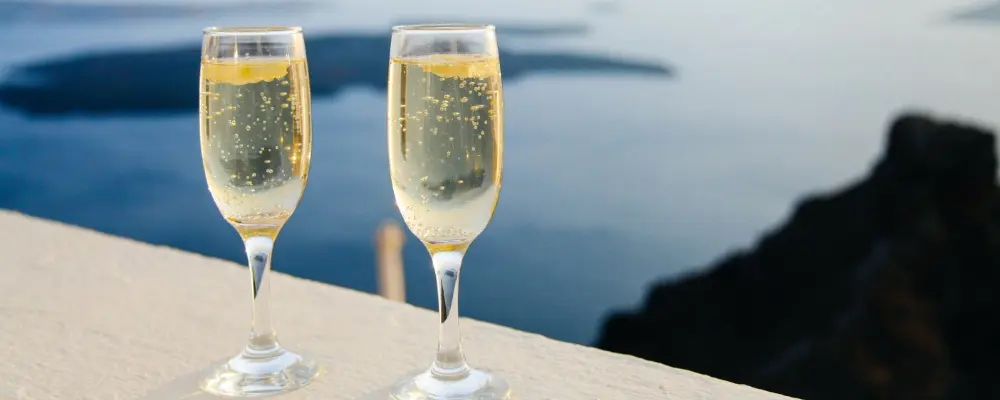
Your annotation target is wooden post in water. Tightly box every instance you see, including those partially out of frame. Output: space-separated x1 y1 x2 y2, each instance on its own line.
375 220 407 302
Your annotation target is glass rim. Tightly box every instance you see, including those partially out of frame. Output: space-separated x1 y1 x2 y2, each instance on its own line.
391 23 495 33
203 26 303 36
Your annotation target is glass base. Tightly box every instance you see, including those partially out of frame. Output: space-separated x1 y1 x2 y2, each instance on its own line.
199 346 321 397
390 368 511 400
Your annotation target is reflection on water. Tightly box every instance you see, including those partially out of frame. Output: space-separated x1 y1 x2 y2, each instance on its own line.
0 32 671 116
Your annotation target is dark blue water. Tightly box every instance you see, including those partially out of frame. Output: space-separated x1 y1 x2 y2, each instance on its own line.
2 0 997 344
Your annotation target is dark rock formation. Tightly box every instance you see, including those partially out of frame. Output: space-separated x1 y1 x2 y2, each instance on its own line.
596 113 1000 399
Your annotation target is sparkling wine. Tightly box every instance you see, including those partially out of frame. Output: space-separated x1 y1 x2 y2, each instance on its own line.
200 57 312 238
388 54 504 250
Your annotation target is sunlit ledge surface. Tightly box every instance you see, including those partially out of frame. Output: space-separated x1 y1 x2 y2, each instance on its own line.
0 210 793 399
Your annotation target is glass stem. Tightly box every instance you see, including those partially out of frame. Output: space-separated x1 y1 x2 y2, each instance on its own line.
244 236 279 355
430 250 470 378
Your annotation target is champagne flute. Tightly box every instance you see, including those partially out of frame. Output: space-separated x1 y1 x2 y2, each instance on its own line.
198 26 319 397
386 24 510 399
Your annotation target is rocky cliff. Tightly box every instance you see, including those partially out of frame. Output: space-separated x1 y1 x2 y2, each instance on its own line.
596 113 1000 399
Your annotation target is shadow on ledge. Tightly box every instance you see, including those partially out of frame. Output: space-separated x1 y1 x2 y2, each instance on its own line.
0 32 672 117
597 112 1000 399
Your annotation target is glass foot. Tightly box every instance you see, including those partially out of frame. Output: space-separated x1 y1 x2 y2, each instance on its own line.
200 346 321 397
390 368 511 400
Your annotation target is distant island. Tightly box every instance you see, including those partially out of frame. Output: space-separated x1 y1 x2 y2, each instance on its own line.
0 29 672 117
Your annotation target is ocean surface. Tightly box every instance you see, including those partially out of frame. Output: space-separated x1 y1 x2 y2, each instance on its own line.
1 0 998 344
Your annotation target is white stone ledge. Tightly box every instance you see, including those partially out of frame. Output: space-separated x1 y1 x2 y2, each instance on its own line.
0 210 794 399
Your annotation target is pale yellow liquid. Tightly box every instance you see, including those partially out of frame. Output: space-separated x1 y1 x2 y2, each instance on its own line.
388 54 504 251
200 58 312 239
